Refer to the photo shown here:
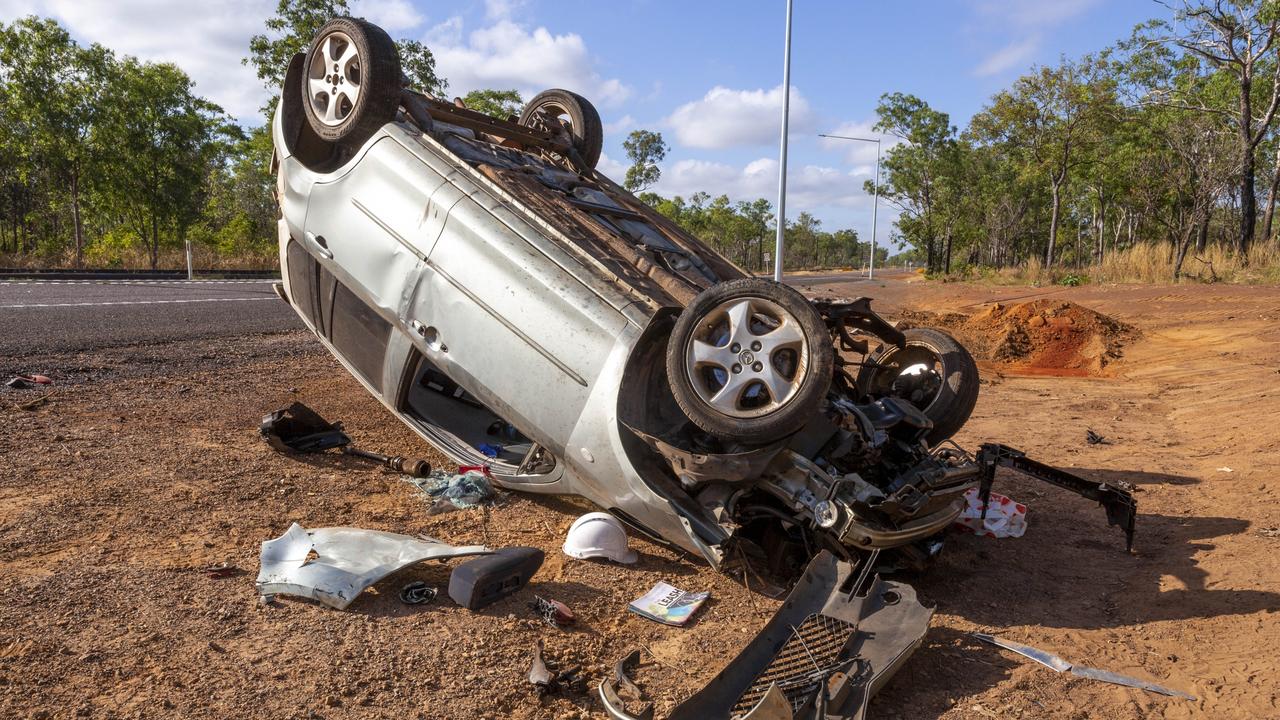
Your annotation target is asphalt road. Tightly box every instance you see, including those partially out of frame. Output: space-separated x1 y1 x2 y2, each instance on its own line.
0 270 881 360
0 278 302 357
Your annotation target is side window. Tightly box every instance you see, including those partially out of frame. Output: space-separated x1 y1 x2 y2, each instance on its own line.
328 280 391 393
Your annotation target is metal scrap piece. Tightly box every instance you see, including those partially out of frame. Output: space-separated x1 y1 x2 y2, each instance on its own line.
1070 665 1197 699
598 649 654 720
971 633 1196 700
255 523 489 610
970 633 1072 672
528 639 584 697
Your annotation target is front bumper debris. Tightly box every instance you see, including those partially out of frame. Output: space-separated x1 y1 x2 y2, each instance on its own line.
255 523 489 610
600 551 932 720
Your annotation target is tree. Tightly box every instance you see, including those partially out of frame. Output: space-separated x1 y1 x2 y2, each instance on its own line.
737 198 774 272
0 17 112 265
398 39 447 97
970 56 1116 265
869 93 957 271
623 129 668 192
1148 0 1280 256
246 0 348 94
95 59 231 268
461 89 523 118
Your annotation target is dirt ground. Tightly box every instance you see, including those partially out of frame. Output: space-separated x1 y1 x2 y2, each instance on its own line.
2 276 1278 719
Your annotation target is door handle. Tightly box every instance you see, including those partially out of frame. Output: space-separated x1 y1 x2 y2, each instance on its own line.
306 231 333 259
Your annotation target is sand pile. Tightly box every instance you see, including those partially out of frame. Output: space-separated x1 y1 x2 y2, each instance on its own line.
898 299 1133 376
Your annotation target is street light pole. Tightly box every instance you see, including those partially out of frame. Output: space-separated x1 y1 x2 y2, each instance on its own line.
773 0 794 282
818 133 881 279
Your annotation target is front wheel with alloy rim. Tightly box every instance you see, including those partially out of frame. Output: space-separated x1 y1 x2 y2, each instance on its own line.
301 17 402 147
666 279 833 445
856 327 979 445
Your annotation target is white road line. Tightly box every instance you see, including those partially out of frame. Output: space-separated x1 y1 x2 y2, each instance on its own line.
0 297 279 309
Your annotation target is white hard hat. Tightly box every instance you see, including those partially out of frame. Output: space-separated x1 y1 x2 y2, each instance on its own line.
562 512 637 564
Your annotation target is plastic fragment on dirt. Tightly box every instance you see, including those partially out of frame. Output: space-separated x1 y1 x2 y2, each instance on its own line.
528 639 584 697
529 595 575 628
399 581 438 605
407 469 495 514
970 633 1196 700
954 487 1027 538
254 523 488 610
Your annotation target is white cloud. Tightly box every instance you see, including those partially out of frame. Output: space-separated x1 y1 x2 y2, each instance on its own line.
666 85 814 149
350 0 424 34
484 0 528 21
967 0 1099 77
974 34 1041 77
428 18 630 105
603 114 635 136
595 152 628 179
13 0 273 122
653 157 870 211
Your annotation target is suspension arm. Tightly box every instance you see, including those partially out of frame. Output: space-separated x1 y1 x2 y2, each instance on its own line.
976 443 1136 551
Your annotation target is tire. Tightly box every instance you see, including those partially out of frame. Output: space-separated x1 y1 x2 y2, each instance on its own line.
519 89 603 169
301 17 401 148
666 279 833 445
857 327 979 445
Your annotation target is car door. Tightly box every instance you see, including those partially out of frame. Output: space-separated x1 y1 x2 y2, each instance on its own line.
402 156 631 459
301 136 447 393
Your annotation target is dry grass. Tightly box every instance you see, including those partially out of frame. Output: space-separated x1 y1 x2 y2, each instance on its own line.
969 243 1280 286
0 245 278 272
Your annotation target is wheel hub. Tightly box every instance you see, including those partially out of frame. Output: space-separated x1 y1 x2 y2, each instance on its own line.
685 297 809 419
307 30 362 127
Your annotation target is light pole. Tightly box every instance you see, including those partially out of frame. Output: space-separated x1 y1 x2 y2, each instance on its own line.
818 133 880 279
772 0 794 282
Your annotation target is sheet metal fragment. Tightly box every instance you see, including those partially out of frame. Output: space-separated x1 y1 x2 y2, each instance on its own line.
970 633 1196 700
255 523 488 610
970 633 1072 672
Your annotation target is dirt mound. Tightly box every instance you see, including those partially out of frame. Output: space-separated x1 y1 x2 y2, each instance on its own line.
899 299 1134 376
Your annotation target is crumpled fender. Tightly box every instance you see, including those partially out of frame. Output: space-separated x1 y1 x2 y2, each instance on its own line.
255 523 489 610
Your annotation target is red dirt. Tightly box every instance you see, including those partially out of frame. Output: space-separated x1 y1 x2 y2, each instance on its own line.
4 276 1280 719
900 298 1134 377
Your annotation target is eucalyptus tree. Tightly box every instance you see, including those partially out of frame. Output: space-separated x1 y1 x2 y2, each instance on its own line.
461 89 524 119
868 92 957 271
1136 0 1280 256
94 59 232 268
623 129 668 192
970 55 1117 266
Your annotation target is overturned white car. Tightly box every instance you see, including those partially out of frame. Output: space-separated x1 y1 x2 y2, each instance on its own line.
272 18 1136 587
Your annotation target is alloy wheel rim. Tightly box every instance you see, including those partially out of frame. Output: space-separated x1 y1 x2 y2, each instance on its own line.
685 297 809 419
307 31 362 127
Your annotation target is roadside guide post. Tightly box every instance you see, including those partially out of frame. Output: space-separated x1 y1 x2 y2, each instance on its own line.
185 238 194 280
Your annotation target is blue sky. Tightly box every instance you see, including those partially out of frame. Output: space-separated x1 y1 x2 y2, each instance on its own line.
1 0 1165 246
